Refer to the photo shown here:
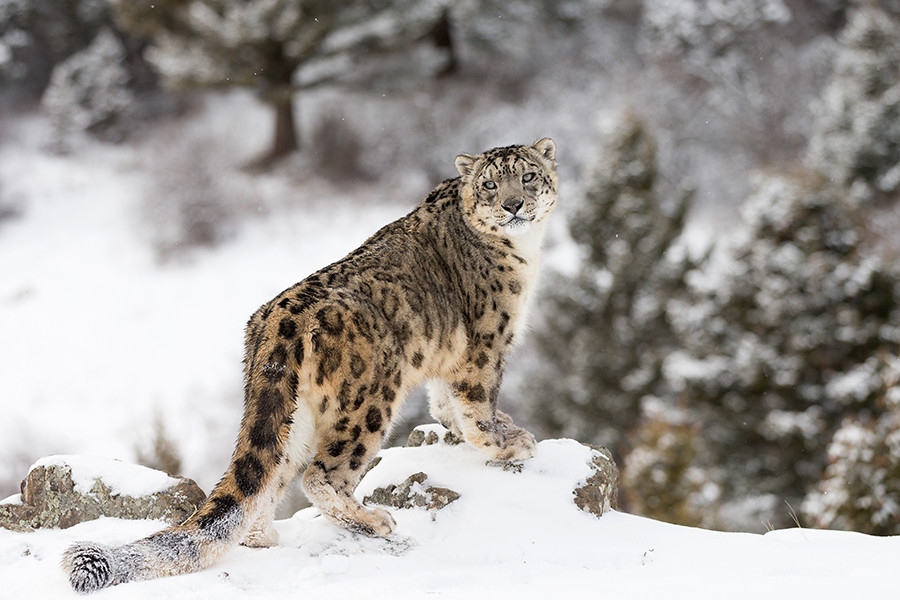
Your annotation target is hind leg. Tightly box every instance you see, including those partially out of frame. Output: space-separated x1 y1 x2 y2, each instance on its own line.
240 465 294 548
239 458 304 548
242 405 315 548
301 435 395 537
243 515 278 548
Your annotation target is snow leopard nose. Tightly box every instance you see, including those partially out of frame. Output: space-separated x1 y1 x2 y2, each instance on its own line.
502 197 524 215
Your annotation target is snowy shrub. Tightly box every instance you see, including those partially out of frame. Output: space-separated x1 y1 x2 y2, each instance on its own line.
622 397 722 528
524 113 701 453
0 0 108 103
0 183 22 228
134 412 184 478
41 29 138 150
309 113 370 182
637 0 834 166
640 0 791 58
141 128 255 262
638 0 795 92
802 354 900 535
451 0 585 73
806 3 900 197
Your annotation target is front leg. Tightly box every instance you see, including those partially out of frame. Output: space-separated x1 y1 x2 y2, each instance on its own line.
439 361 536 462
426 379 465 439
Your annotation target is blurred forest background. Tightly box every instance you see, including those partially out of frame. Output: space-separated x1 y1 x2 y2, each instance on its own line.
2 0 900 534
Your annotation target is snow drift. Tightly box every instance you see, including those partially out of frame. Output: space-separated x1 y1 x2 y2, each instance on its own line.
0 427 897 599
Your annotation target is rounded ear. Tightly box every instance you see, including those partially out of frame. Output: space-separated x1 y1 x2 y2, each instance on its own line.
455 153 477 178
532 138 556 162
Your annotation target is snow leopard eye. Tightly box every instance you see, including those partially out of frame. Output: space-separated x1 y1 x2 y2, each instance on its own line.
483 181 497 190
522 172 536 183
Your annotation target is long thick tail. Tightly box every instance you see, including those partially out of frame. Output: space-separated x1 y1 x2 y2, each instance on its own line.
61 484 251 594
62 297 313 593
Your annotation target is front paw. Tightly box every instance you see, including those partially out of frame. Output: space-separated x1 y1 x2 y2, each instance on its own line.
495 426 536 461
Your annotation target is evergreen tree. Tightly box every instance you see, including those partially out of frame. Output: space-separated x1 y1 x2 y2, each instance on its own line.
525 114 699 454
111 0 453 165
802 353 900 534
662 173 900 527
806 2 900 198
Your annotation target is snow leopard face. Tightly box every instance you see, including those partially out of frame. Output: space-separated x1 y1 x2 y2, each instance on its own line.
455 138 558 238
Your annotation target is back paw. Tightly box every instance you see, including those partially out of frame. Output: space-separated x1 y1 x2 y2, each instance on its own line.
242 523 279 548
345 506 396 537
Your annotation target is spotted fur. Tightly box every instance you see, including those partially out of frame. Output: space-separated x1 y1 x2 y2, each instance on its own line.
61 138 558 593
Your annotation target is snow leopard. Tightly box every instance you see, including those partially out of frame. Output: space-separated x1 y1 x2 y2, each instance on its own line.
62 138 559 593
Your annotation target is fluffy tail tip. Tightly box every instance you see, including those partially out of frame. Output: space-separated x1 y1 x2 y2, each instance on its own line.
61 542 115 594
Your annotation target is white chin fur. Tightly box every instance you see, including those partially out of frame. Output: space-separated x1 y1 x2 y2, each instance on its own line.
503 219 532 236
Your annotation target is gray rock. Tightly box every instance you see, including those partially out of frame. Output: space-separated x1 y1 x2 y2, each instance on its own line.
0 459 206 532
364 472 460 511
573 444 619 517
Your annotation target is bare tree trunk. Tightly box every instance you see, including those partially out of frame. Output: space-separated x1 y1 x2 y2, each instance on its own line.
271 94 298 159
247 42 299 171
431 9 458 77
245 95 298 172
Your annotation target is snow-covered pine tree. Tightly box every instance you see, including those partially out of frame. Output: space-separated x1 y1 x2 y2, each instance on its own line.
662 172 900 528
111 0 453 165
806 2 900 199
802 353 900 535
802 5 900 524
41 29 137 150
524 113 699 454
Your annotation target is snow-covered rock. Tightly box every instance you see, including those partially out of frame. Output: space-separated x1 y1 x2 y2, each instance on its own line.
365 424 618 518
0 456 205 532
363 471 461 511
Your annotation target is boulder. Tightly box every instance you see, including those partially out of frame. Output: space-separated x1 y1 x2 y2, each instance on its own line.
0 456 205 532
363 471 460 511
573 444 619 517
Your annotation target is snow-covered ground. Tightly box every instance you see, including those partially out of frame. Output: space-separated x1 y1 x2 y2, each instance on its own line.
1 434 897 599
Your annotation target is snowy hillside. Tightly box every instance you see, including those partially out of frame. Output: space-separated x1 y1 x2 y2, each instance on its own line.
1 433 897 599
